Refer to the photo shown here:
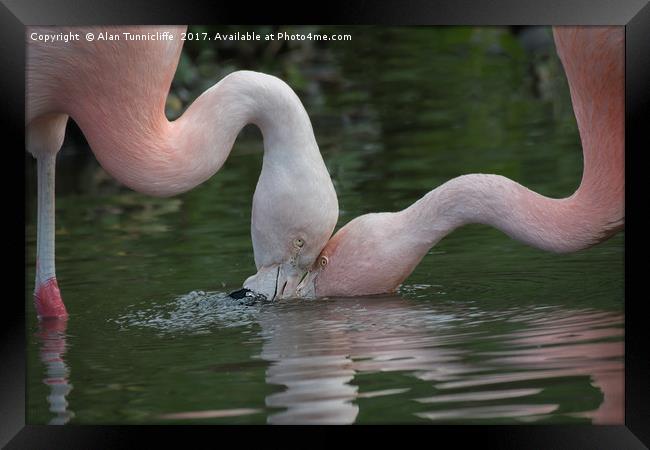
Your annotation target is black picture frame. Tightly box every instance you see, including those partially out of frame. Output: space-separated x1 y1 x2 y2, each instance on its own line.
2 0 648 447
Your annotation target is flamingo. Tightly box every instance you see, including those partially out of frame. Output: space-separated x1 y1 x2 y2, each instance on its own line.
294 26 624 298
27 25 339 318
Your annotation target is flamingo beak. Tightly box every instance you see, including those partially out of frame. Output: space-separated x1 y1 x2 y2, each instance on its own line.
294 269 318 298
276 266 304 299
242 265 280 300
242 263 307 301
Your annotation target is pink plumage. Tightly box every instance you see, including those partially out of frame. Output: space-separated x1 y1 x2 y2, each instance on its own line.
298 26 624 298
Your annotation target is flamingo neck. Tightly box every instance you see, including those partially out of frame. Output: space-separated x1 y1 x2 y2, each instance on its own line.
72 70 320 197
401 174 600 253
552 27 624 212
400 26 624 255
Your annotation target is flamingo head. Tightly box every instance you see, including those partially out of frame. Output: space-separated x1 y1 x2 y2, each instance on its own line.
240 160 339 300
292 212 430 298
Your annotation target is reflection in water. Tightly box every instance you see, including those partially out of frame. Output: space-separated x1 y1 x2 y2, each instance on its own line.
117 292 622 424
259 297 623 423
255 296 622 424
264 354 359 424
35 318 74 425
256 297 454 424
476 308 624 424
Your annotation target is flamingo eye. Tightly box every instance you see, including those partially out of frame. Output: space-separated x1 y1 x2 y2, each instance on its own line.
294 238 304 248
319 256 329 267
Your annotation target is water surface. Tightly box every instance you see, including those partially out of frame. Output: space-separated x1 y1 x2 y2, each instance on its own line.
26 26 624 424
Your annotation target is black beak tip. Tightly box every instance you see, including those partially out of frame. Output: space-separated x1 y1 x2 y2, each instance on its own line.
228 288 253 299
228 288 269 302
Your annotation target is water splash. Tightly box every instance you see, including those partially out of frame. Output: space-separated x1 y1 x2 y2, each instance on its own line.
110 290 267 335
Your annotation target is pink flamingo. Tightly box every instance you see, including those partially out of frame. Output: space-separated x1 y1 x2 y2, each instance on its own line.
295 26 624 298
27 26 339 318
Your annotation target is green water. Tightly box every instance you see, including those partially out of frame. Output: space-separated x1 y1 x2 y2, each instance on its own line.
25 26 624 425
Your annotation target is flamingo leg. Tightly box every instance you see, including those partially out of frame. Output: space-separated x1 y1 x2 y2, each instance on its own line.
34 154 67 319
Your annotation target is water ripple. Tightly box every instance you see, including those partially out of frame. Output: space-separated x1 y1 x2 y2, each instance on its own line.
85 291 623 424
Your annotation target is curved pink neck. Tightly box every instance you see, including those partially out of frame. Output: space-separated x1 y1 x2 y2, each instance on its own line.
401 26 623 255
69 71 319 197
35 26 319 198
